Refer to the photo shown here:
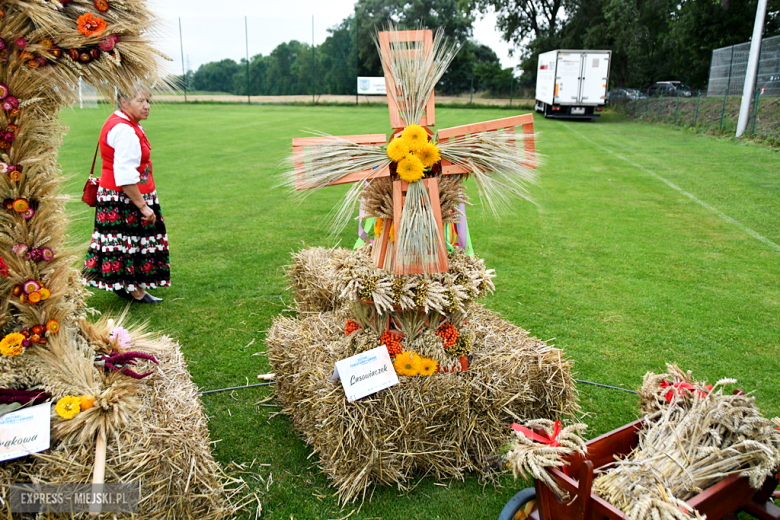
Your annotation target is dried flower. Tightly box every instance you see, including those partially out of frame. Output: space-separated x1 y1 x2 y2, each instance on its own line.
12 198 28 212
94 0 110 12
55 396 81 419
45 319 59 333
109 326 132 349
0 333 25 356
23 280 41 294
77 13 107 37
41 247 54 261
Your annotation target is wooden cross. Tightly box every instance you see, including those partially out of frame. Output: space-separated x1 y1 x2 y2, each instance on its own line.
292 29 536 275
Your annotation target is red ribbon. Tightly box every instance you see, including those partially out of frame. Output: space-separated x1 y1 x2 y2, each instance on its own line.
659 380 712 403
511 420 567 475
511 420 563 447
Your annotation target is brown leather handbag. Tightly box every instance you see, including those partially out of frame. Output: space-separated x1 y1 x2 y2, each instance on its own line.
81 143 100 207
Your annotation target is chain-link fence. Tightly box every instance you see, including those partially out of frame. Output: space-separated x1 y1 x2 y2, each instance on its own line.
609 35 780 142
614 91 779 141
707 35 780 98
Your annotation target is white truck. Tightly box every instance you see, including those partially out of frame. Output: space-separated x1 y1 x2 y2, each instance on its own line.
534 49 611 119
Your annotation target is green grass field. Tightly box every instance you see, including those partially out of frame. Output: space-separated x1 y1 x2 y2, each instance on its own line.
57 104 780 519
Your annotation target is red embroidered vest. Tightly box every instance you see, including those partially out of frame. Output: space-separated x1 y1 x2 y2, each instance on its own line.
99 112 155 193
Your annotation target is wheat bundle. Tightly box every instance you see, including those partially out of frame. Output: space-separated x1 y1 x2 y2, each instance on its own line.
0 1 232 516
0 321 244 520
266 303 577 504
503 419 588 498
592 369 780 520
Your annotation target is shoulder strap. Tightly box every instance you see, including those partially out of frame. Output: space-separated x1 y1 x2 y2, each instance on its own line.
89 142 99 179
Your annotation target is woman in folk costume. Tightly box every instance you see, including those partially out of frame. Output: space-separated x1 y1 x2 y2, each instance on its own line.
82 85 170 303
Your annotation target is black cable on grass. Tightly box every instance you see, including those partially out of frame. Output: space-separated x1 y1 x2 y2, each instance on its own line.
576 379 639 394
198 382 275 396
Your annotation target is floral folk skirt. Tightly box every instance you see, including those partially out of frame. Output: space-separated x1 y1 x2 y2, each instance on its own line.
82 187 171 292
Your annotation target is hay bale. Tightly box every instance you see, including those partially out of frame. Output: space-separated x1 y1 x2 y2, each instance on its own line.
0 334 242 519
267 304 577 504
287 247 351 313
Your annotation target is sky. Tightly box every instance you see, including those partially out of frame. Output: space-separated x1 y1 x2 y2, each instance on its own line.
147 0 519 76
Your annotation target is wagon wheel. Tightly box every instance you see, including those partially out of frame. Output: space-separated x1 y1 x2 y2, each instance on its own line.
498 488 537 520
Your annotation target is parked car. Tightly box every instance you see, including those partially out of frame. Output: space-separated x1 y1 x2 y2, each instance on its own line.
606 88 647 104
647 81 693 97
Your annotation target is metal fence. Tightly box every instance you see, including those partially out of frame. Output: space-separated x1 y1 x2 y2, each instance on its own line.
707 35 780 97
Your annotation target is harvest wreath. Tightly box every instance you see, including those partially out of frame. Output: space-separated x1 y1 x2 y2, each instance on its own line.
0 1 238 517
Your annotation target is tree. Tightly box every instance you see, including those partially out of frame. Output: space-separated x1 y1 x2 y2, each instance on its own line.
355 0 476 94
669 0 780 88
191 59 240 93
319 16 358 95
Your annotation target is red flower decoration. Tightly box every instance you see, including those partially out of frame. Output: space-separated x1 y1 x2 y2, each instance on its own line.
111 260 122 272
101 261 112 274
94 0 110 12
0 257 9 277
77 13 107 37
85 257 97 269
107 209 119 222
15 38 26 48
141 262 153 273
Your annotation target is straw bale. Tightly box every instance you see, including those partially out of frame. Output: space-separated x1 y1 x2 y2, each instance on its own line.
0 332 242 520
267 303 577 504
287 247 351 313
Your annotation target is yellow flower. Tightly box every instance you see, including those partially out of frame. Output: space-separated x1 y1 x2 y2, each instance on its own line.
417 142 441 168
374 218 384 237
393 351 422 376
386 137 410 163
0 333 25 356
397 155 425 183
402 124 429 152
55 396 81 420
418 357 438 376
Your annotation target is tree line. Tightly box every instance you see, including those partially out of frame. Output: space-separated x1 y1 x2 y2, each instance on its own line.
469 0 779 89
185 0 780 96
186 0 521 97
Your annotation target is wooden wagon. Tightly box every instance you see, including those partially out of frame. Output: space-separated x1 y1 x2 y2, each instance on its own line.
502 418 780 520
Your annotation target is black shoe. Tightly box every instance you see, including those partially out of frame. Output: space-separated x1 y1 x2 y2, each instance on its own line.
134 293 163 304
114 288 133 300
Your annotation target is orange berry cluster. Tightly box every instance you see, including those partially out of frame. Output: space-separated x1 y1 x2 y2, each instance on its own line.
436 322 459 349
345 319 361 336
380 330 403 357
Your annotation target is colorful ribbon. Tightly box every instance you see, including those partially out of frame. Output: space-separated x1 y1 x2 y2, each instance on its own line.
511 420 567 476
511 420 563 448
659 380 712 403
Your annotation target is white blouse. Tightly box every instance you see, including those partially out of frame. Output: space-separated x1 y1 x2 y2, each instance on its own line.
106 111 147 186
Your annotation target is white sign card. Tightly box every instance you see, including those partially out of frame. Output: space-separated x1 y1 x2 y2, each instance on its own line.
357 77 387 95
331 345 399 402
0 402 52 462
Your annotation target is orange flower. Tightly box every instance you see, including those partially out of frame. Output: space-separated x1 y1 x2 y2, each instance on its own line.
12 198 28 212
39 288 51 300
77 13 107 37
28 291 41 304
46 319 59 333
